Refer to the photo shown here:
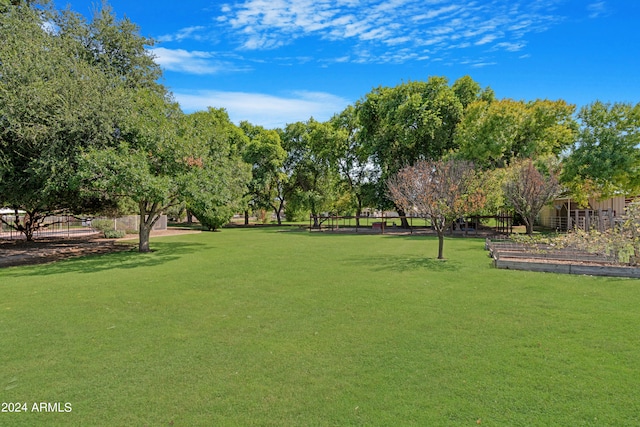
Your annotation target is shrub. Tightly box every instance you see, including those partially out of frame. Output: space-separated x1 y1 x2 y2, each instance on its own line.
104 229 126 239
91 219 115 233
193 208 231 231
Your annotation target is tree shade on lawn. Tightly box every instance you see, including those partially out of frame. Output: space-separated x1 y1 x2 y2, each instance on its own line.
2 228 639 426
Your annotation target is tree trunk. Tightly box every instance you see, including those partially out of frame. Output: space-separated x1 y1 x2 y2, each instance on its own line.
139 221 151 253
138 202 161 253
355 196 363 227
272 199 284 225
437 231 445 260
396 207 410 228
244 210 249 225
186 210 193 224
23 213 35 241
15 210 37 241
525 216 534 235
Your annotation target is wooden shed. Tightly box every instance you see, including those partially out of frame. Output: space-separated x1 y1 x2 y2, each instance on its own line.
539 195 630 231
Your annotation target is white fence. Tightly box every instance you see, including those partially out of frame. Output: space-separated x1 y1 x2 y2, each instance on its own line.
91 215 167 232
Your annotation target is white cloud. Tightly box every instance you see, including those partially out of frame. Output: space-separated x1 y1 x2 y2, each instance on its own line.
173 90 352 129
587 1 608 18
157 26 207 43
471 61 497 68
412 4 460 21
493 41 526 52
218 0 568 65
149 47 250 75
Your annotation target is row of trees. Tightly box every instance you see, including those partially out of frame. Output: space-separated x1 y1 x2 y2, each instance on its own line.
0 1 249 251
2 1 638 255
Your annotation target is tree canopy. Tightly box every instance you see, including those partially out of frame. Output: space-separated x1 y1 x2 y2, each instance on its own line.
0 2 126 238
280 119 340 226
562 101 640 200
240 121 287 224
355 76 488 226
1 1 250 248
454 99 577 169
3 0 636 249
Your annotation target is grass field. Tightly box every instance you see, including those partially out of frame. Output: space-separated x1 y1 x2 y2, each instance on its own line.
1 228 639 426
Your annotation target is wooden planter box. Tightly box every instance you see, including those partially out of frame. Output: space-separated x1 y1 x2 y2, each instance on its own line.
486 238 640 278
494 258 640 278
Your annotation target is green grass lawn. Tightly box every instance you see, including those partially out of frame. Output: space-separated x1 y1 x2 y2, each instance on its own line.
1 228 639 426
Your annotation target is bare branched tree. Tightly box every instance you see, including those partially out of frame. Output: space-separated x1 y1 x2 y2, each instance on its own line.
503 159 562 235
387 159 483 259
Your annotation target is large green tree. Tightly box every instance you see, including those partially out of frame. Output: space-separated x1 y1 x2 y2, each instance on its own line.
182 109 251 231
329 105 376 225
240 121 287 224
78 90 187 252
562 101 640 200
80 98 250 251
280 119 340 226
0 2 124 239
455 99 577 169
357 76 489 224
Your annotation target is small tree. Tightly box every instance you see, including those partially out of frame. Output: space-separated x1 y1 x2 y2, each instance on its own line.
240 121 287 225
503 159 562 235
387 159 481 259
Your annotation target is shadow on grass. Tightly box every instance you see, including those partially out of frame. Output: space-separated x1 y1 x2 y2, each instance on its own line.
1 241 208 277
347 254 461 273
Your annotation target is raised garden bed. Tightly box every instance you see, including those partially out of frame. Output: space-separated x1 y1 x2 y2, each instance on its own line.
486 238 640 278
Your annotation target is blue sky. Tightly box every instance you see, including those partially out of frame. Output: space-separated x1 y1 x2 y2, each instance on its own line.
61 0 639 129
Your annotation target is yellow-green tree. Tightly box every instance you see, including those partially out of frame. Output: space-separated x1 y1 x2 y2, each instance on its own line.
455 99 577 169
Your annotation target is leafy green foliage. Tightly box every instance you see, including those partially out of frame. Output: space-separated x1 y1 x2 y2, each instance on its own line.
329 105 376 222
280 119 341 226
0 3 127 238
190 204 234 231
358 77 464 175
562 101 640 200
240 121 287 223
90 218 127 238
55 3 161 91
90 219 115 233
103 229 126 239
455 99 577 169
181 109 251 232
81 101 250 251
356 76 488 213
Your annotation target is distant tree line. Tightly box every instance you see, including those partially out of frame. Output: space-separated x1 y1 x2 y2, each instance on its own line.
1 1 639 255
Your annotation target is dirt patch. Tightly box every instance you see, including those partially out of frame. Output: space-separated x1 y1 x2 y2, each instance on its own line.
0 228 201 268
